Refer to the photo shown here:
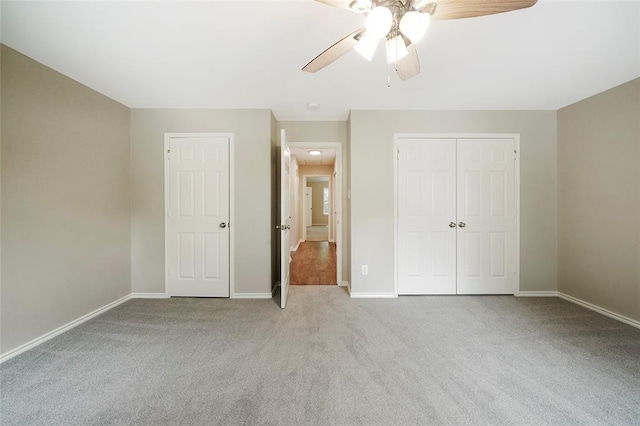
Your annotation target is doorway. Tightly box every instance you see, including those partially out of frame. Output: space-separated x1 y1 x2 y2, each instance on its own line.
304 176 330 241
287 143 342 286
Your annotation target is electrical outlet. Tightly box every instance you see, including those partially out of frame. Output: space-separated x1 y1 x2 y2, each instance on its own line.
361 265 368 275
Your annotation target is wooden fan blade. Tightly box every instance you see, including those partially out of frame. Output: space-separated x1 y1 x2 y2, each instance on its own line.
302 29 365 73
396 44 420 81
432 0 538 20
314 0 358 13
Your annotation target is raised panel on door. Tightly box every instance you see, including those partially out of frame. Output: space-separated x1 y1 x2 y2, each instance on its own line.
456 139 515 294
167 136 230 297
398 139 457 295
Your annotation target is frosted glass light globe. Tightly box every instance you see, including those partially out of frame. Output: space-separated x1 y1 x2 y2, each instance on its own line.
399 11 431 44
386 36 409 63
366 7 393 39
354 34 379 61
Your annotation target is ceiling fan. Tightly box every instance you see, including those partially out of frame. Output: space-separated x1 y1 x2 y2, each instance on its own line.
302 0 538 81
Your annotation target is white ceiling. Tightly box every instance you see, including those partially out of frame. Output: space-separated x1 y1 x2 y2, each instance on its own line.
1 1 638 120
290 148 336 166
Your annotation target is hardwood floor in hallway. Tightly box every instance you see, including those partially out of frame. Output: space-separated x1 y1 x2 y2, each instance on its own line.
290 241 337 285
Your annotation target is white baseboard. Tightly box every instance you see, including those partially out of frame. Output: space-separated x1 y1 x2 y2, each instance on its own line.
0 294 131 364
131 293 169 299
558 292 640 330
350 292 397 299
516 291 559 297
340 281 349 287
231 293 273 299
292 240 303 252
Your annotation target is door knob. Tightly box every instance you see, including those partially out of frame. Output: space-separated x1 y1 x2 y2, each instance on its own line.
458 222 466 228
219 223 227 228
449 222 457 228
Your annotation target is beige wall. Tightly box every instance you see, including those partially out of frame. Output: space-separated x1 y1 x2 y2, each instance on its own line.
298 165 334 176
278 121 350 283
1 45 131 355
350 110 558 295
130 109 273 296
308 181 329 225
558 78 640 322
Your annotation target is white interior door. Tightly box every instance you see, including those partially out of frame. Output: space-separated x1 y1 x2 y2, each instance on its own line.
167 136 230 297
397 137 517 295
280 130 291 309
304 187 312 228
397 139 457 295
456 139 516 294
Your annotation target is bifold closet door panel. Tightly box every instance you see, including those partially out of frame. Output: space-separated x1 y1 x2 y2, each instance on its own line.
456 139 516 295
397 139 457 295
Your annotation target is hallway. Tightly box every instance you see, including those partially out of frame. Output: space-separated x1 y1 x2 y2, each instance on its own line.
290 241 337 285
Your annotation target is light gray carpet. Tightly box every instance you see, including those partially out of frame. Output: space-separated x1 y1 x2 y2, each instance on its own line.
2 287 640 425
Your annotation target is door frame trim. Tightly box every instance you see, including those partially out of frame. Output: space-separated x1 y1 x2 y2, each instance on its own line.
393 133 521 296
288 141 343 287
163 133 235 297
301 174 332 240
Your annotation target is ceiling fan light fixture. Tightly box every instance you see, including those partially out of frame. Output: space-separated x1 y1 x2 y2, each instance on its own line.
349 0 372 13
354 33 379 61
366 6 393 39
386 35 409 63
412 0 431 10
399 11 431 44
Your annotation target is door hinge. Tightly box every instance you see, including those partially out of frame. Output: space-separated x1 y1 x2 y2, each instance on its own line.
397 150 400 160
513 149 518 160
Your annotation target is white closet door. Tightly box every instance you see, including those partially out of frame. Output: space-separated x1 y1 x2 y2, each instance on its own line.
398 139 457 295
167 136 230 297
456 139 516 294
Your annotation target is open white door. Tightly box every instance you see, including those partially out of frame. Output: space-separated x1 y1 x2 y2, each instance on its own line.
280 130 291 308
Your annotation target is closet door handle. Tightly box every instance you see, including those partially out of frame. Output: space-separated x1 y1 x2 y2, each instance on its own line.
458 222 466 228
449 222 457 228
